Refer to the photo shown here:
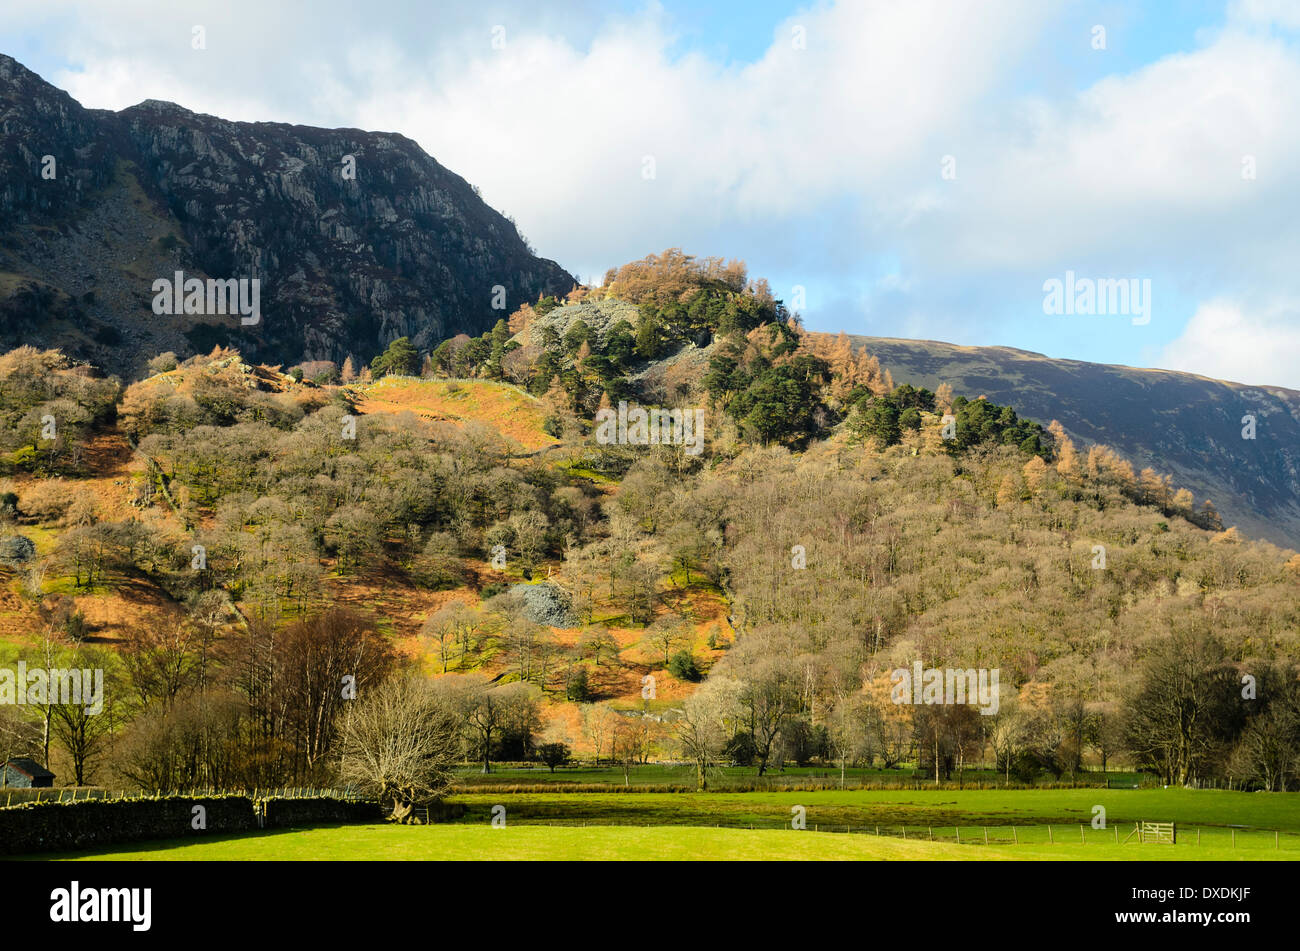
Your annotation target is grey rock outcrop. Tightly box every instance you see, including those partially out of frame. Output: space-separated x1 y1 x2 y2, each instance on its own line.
0 53 575 376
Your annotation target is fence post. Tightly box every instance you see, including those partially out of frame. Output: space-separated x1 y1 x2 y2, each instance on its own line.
955 827 959 844
1232 829 1236 849
1080 824 1085 844
1048 825 1053 844
984 827 989 845
928 827 933 841
1012 826 1017 844
1114 825 1118 844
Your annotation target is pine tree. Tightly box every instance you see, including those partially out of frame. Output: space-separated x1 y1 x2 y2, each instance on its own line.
371 337 419 379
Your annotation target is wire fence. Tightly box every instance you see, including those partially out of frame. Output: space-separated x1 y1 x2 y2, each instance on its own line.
855 822 1300 851
476 817 1300 852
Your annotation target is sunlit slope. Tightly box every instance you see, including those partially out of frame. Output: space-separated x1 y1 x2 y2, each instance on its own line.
350 377 559 452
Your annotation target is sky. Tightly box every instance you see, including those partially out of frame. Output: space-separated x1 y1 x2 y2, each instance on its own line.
3 0 1299 387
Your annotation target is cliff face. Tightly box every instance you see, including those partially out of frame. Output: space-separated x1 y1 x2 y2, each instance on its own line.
0 54 574 374
0 54 118 219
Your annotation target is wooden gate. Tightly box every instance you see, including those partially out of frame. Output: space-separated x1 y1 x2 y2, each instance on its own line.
1124 821 1175 844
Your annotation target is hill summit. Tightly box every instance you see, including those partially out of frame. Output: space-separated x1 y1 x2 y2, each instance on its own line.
0 54 574 377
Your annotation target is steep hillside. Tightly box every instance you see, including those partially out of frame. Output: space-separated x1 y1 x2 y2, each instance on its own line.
823 334 1300 551
0 345 736 784
0 54 575 376
3 315 1299 790
436 249 1300 550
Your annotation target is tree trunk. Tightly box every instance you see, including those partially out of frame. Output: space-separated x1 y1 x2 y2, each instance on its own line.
389 800 414 823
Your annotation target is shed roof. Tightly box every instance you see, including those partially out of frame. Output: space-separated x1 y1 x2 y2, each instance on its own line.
3 758 54 780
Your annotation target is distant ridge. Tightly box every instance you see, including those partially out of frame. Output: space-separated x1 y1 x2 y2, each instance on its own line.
821 333 1300 550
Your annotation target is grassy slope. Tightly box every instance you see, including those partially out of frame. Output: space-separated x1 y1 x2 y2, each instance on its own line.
350 377 559 452
41 825 985 861
443 788 1300 833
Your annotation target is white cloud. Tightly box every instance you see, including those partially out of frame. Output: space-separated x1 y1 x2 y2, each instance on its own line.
7 0 1300 385
335 0 1056 280
8 0 1053 276
899 31 1300 282
1160 298 1300 389
1229 0 1300 30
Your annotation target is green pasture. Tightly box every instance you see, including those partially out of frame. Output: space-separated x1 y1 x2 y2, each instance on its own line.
20 786 1300 861
34 823 1297 862
446 787 1300 832
453 763 1151 788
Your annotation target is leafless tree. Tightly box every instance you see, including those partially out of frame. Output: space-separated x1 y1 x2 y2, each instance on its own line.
675 676 742 789
338 677 461 822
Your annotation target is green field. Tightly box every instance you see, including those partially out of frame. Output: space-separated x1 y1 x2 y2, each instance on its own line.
453 764 1150 788
22 787 1300 861
32 823 1297 862
446 787 1300 831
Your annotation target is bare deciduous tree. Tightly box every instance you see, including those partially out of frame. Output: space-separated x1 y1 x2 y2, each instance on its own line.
338 677 460 822
675 676 742 790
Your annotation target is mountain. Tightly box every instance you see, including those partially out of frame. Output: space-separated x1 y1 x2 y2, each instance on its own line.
0 54 574 376
829 334 1300 550
3 50 1295 550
